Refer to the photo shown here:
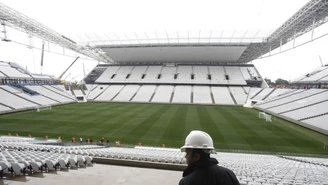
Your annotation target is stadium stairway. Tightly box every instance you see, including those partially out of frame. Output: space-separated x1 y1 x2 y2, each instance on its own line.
93 85 110 100
262 88 276 100
0 85 42 106
250 88 264 99
191 86 194 103
210 87 216 104
169 86 175 103
299 112 328 121
0 102 14 110
129 85 141 101
149 85 158 102
45 85 77 101
228 87 237 105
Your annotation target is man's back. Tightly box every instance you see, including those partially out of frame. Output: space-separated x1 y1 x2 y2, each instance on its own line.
179 162 240 185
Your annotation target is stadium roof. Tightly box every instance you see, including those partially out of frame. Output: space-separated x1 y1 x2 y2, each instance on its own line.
1 0 328 64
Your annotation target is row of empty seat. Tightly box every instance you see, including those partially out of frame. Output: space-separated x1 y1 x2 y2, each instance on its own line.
2 137 328 184
88 84 249 105
93 65 261 85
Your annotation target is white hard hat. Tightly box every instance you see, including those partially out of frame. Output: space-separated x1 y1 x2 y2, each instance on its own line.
181 130 216 154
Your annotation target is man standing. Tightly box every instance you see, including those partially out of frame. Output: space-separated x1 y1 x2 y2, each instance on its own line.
179 130 240 185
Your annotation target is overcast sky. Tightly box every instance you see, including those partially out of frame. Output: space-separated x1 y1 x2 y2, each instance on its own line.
0 0 328 82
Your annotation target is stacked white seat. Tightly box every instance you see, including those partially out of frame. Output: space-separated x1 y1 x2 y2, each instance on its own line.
248 87 262 99
112 85 140 102
151 85 174 103
95 66 121 82
177 66 192 83
0 88 38 109
25 85 74 103
209 66 227 84
126 66 148 82
303 114 328 131
0 85 57 105
172 86 191 103
225 66 246 85
111 66 134 82
49 85 76 99
131 85 156 102
193 86 212 104
229 87 247 105
262 89 325 110
212 87 234 104
0 104 11 112
0 65 31 78
263 88 290 100
240 67 252 80
251 88 273 100
270 90 328 113
143 66 162 83
95 85 124 101
193 66 209 83
158 67 176 83
281 101 328 120
87 85 109 100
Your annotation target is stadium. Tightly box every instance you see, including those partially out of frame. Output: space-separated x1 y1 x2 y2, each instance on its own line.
1 0 328 184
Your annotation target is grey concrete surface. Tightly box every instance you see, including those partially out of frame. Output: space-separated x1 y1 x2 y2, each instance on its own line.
0 163 182 185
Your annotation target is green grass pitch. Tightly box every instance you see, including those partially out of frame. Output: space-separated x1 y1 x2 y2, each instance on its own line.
0 102 328 155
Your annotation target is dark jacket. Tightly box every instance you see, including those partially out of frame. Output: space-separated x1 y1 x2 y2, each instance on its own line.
179 158 240 185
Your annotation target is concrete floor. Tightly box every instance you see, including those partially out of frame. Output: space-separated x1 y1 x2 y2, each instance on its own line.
0 164 182 185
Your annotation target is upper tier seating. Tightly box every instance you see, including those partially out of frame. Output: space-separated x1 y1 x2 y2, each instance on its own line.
91 65 259 85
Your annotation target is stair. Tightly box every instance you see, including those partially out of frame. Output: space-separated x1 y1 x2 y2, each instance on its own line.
42 85 76 101
0 102 15 110
279 98 328 114
110 85 126 101
250 88 264 99
149 85 159 102
227 86 237 105
170 86 175 103
242 86 248 95
209 86 215 104
129 85 142 101
93 85 111 100
262 88 276 100
299 112 328 121
256 89 300 106
191 86 194 103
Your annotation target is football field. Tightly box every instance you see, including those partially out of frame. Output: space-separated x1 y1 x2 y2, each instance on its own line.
0 102 328 155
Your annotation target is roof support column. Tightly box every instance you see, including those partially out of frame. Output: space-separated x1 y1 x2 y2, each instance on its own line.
279 38 282 52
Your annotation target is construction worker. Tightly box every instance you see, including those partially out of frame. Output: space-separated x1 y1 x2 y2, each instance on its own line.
179 130 240 185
